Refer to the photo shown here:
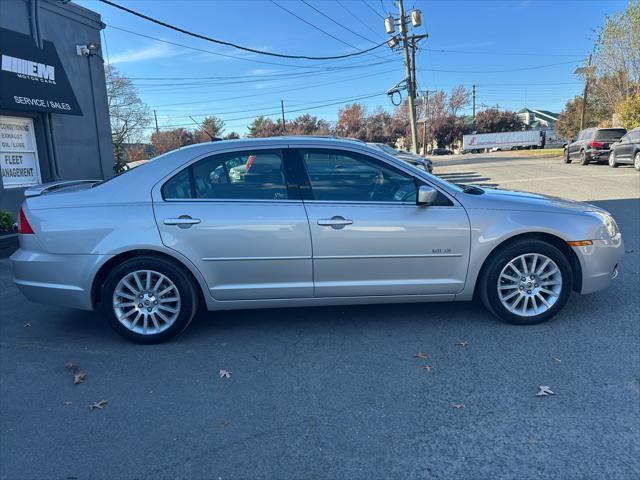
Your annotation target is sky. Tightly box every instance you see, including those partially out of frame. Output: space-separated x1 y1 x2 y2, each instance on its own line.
76 0 628 137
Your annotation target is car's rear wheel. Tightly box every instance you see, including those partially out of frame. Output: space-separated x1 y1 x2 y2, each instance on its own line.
579 150 589 165
480 240 573 325
608 151 618 168
102 256 198 343
563 149 571 164
635 152 640 171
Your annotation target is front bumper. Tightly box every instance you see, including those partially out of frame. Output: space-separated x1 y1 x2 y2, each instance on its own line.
10 247 110 310
572 233 624 294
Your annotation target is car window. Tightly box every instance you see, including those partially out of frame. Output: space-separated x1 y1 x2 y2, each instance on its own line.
629 131 640 142
162 149 289 200
298 149 417 203
619 134 630 143
594 129 626 140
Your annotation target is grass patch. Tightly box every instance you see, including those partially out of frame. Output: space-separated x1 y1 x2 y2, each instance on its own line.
515 148 564 157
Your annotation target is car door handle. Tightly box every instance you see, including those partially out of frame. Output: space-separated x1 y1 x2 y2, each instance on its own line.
317 216 353 229
163 216 201 228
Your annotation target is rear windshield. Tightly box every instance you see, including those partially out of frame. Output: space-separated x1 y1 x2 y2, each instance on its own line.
594 129 626 140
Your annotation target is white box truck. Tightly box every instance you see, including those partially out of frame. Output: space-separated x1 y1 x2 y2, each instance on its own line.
463 130 544 153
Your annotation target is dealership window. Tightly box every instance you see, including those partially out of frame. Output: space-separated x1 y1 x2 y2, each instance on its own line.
0 116 42 189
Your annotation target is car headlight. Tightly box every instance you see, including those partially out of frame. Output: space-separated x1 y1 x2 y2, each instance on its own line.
588 211 619 238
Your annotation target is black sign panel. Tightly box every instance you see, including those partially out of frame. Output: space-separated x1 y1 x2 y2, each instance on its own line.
0 27 82 115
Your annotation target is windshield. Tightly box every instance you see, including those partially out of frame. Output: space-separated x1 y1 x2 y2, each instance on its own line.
595 129 626 140
375 143 400 155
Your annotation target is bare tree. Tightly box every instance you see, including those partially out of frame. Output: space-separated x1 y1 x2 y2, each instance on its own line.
449 85 472 115
106 65 150 163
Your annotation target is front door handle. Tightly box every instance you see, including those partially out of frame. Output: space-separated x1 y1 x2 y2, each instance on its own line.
164 216 201 228
317 216 353 229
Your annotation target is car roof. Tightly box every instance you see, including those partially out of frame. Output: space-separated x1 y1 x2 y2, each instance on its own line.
174 136 367 153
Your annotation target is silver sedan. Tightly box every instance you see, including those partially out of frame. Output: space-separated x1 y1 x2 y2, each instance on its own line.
11 137 624 343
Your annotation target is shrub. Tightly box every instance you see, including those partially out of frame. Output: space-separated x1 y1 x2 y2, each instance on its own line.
0 210 15 232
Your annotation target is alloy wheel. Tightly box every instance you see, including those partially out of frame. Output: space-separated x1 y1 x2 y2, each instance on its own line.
112 270 181 335
635 152 640 171
497 253 562 317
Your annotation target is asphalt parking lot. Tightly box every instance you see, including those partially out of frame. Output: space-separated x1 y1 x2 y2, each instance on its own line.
1 152 639 480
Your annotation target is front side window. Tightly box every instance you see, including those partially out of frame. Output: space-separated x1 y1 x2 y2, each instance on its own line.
298 149 417 202
162 149 289 200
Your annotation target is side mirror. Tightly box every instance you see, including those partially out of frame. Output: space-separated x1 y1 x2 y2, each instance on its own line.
417 185 438 206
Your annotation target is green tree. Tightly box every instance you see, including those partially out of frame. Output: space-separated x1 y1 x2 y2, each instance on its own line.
474 109 524 134
194 116 225 142
248 116 281 137
616 94 640 129
556 96 599 140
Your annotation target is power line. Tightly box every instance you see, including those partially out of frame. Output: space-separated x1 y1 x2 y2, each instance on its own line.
269 0 362 50
423 48 584 58
149 66 399 108
362 0 385 19
158 92 387 129
336 1 386 40
98 0 387 60
299 0 378 45
416 60 579 74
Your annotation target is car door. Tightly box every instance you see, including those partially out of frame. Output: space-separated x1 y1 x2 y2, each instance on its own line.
152 146 313 301
570 130 585 159
291 147 470 297
615 134 631 160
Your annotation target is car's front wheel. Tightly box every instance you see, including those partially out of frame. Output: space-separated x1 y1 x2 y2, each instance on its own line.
480 240 573 325
609 151 618 168
101 256 199 343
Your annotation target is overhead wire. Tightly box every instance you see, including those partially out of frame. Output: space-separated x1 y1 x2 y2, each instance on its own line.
98 0 387 60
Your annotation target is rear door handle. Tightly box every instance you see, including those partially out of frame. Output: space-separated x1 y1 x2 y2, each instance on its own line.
317 216 353 229
163 216 201 228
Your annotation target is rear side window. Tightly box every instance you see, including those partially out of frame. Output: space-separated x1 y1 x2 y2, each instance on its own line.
630 131 640 142
594 129 627 140
162 149 289 200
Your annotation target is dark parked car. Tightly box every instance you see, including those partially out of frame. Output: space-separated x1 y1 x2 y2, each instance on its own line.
608 127 640 171
429 147 453 155
564 127 627 165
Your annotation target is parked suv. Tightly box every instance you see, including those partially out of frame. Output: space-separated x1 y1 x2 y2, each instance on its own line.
608 127 640 171
564 127 627 165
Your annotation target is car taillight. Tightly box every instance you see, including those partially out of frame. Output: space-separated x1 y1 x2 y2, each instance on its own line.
588 141 604 149
18 208 34 234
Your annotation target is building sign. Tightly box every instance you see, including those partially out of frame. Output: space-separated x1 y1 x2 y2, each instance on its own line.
0 27 82 115
0 116 41 189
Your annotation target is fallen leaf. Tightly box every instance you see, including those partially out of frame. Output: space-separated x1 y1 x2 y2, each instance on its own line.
63 401 72 406
220 420 231 428
552 357 562 363
64 362 78 372
422 365 434 372
625 249 634 254
23 323 32 328
452 403 465 409
536 386 555 396
413 352 429 359
219 369 232 379
455 340 470 347
73 371 87 385
89 400 108 410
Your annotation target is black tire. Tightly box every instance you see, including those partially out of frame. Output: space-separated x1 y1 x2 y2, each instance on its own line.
479 239 573 325
608 151 618 168
563 149 571 164
579 150 589 165
101 256 199 344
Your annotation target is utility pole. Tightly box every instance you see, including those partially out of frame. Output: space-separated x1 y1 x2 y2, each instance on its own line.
472 84 476 121
397 0 418 153
421 92 428 154
153 110 159 134
280 99 287 134
579 53 593 131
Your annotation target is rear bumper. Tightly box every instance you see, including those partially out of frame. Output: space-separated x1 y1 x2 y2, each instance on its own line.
585 149 610 161
10 248 110 310
572 233 624 294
